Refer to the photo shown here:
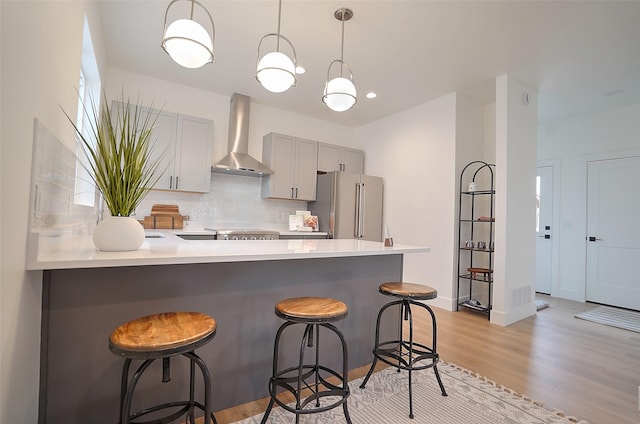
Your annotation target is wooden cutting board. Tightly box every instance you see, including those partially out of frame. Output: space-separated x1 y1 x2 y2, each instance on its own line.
151 204 180 215
141 204 188 229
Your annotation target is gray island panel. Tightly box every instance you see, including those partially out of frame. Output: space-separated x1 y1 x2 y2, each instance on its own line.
41 254 402 423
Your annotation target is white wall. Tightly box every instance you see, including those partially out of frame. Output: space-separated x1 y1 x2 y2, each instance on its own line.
538 103 640 301
354 94 458 308
493 75 538 325
0 1 107 422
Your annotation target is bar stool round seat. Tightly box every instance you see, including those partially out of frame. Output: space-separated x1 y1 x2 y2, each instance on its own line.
261 297 352 424
360 282 447 419
109 311 218 424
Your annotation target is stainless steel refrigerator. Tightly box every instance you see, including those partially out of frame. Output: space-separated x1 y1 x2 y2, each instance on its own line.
310 172 383 241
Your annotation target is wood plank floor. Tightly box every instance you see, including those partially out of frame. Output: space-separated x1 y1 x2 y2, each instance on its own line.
212 295 640 424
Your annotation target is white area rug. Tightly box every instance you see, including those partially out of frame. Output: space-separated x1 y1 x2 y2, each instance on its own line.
575 305 640 333
232 362 587 423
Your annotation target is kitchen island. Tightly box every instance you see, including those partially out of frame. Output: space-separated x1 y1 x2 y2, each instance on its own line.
30 234 428 423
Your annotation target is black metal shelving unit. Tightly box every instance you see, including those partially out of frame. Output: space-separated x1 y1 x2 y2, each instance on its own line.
456 161 495 319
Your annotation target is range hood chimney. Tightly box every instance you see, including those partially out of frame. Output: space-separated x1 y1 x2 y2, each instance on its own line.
211 93 273 176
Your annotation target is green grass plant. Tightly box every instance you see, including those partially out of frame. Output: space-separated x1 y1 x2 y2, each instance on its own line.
64 93 166 217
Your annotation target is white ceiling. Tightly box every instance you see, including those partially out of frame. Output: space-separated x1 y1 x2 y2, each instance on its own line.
98 0 640 127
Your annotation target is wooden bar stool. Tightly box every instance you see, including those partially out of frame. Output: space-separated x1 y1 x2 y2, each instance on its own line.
360 282 447 419
261 297 352 424
109 311 218 424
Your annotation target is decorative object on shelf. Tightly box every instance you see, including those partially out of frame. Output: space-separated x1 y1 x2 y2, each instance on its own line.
162 0 215 69
456 161 495 319
467 267 493 281
477 216 495 221
322 8 357 112
256 0 297 93
63 93 166 251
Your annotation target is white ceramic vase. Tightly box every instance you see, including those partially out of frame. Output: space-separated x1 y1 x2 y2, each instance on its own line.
93 216 145 251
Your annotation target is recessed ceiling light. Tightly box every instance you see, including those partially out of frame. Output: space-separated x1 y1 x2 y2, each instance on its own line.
295 66 306 74
366 92 377 99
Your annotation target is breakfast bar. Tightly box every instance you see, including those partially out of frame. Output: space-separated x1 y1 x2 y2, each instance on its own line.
30 235 428 423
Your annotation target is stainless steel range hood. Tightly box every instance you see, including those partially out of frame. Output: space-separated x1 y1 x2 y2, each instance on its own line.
211 93 273 177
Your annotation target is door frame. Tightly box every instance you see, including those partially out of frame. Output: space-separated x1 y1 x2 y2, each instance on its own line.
536 159 561 296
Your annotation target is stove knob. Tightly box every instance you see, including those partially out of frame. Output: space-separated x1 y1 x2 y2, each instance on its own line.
250 236 257 240
241 236 248 240
231 235 238 240
220 235 228 240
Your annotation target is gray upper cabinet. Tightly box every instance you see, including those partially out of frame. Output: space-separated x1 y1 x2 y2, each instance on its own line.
121 102 213 193
261 133 318 201
317 142 364 174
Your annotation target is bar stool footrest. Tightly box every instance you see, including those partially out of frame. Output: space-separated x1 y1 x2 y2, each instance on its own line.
373 340 440 371
128 400 217 424
269 365 349 414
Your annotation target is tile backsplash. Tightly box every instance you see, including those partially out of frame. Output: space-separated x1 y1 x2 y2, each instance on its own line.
135 173 306 230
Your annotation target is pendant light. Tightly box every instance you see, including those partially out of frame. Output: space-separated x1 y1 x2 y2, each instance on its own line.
323 8 356 112
256 0 297 93
162 0 215 69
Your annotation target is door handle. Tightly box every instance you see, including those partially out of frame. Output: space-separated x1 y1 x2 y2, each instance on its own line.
588 236 602 242
537 234 551 239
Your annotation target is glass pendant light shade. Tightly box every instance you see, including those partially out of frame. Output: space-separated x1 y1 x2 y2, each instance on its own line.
163 19 213 68
323 76 357 112
256 50 296 93
256 0 297 93
323 8 357 112
162 0 215 69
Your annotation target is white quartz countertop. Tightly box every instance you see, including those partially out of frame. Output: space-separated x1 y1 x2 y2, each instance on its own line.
27 231 429 270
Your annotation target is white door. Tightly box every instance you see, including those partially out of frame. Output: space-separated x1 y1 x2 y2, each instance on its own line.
586 156 640 310
535 166 554 294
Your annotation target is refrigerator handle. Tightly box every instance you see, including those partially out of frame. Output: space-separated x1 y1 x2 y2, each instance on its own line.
360 183 366 239
354 183 361 238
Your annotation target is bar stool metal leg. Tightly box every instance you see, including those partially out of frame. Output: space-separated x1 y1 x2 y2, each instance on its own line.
261 321 352 424
360 297 447 419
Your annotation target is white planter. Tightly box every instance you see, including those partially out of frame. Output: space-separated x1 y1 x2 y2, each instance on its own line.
93 216 145 251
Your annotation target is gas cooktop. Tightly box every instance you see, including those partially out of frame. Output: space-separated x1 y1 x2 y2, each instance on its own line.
206 228 280 240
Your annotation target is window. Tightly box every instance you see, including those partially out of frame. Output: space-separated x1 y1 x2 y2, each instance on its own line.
74 15 101 207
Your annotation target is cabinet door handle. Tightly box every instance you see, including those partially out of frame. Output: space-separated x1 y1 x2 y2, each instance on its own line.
295 187 298 198
169 176 173 189
175 176 179 190
588 236 602 242
291 187 294 198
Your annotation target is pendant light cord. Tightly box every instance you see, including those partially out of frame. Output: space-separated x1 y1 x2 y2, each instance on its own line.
189 0 195 19
276 0 282 52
